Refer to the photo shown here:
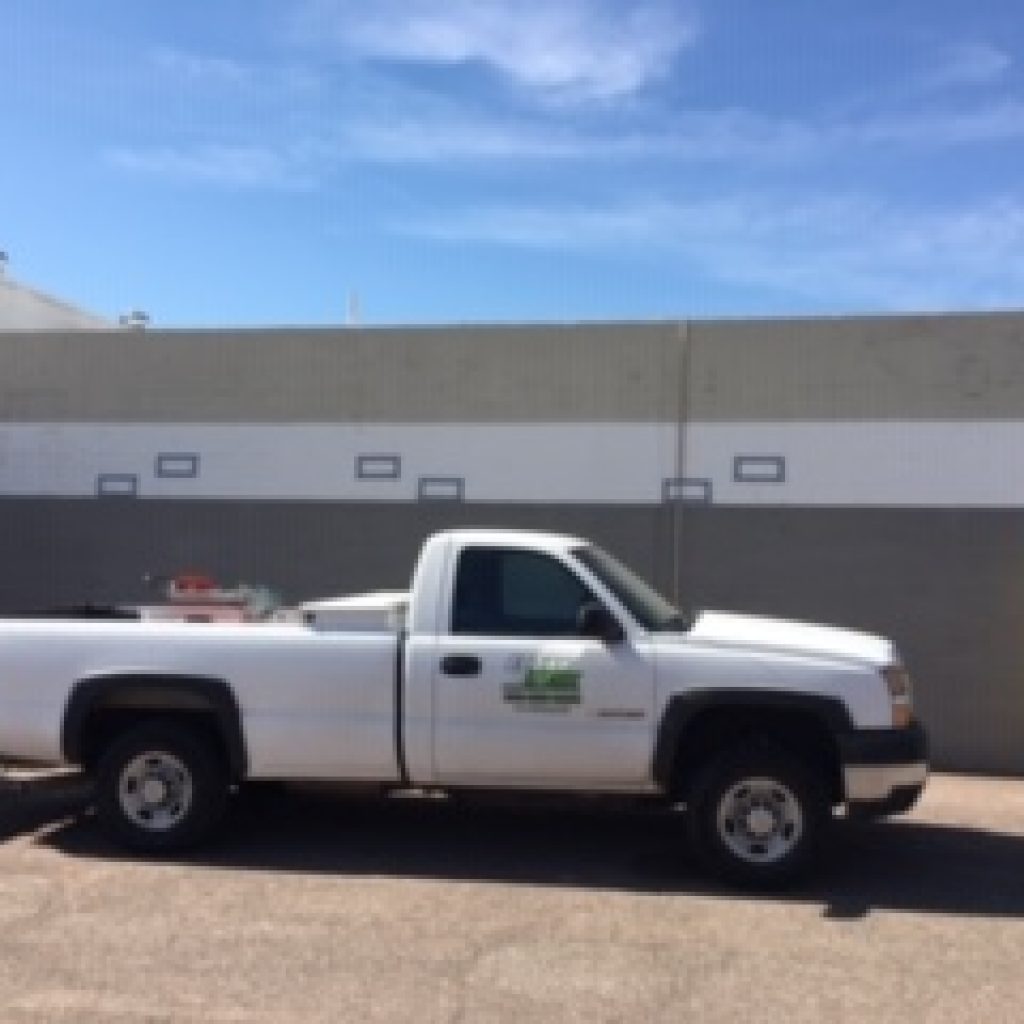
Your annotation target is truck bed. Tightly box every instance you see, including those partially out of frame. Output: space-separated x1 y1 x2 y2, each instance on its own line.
0 619 402 780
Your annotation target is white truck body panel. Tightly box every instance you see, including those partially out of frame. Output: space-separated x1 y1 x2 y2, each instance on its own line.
429 633 657 789
688 611 896 667
0 620 400 779
651 635 894 731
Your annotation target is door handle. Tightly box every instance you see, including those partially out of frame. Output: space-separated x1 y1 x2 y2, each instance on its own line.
441 654 482 677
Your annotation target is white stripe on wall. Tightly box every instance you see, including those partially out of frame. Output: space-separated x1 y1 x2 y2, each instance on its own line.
0 421 1019 506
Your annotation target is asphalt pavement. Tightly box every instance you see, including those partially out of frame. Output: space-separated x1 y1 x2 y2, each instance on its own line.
1 772 1023 1023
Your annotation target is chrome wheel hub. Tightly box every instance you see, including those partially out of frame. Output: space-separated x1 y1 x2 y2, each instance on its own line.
716 777 804 865
745 805 777 838
141 778 168 804
119 751 193 832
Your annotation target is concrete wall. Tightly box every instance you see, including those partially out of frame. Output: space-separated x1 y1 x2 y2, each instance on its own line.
1 313 1023 774
3 311 1021 421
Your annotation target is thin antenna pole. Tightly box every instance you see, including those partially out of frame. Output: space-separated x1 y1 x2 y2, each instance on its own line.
346 291 361 326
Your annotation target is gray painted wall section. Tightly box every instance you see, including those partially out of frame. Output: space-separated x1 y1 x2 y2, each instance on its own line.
0 323 682 423
688 314 1024 422
3 311 1024 422
0 497 1018 776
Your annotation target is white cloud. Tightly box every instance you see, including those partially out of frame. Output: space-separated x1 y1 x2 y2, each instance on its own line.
396 193 1024 310
152 48 252 86
332 94 1024 165
342 114 596 161
150 47 325 98
106 145 316 190
855 100 1024 147
338 103 815 163
104 92 1024 194
917 43 1012 92
296 0 697 101
104 87 1024 191
105 22 1024 193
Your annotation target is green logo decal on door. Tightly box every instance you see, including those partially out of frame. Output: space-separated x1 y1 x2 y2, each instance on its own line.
503 659 582 711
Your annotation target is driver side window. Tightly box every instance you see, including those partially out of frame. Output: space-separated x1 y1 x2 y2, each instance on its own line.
452 547 595 636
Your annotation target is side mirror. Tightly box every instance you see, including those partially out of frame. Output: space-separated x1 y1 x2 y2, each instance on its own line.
577 601 625 646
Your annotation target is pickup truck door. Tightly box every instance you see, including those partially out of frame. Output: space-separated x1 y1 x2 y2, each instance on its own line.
431 546 656 788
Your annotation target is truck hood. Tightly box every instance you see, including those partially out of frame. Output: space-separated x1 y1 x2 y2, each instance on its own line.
685 610 896 668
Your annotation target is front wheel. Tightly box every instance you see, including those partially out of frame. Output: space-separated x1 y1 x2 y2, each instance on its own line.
686 746 829 887
95 722 228 852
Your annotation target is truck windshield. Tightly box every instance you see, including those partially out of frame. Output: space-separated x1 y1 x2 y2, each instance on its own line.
572 546 690 632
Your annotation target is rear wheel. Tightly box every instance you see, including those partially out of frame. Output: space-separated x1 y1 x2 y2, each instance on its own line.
95 722 228 852
686 745 829 887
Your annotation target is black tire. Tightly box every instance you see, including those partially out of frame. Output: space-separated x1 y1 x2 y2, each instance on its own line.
94 721 228 852
686 744 830 888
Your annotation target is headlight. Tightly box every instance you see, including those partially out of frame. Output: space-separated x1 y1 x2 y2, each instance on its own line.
882 666 913 728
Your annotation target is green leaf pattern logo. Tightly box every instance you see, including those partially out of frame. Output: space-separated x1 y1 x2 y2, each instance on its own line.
503 658 582 711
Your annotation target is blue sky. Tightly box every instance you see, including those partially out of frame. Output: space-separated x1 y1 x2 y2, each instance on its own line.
3 0 1024 326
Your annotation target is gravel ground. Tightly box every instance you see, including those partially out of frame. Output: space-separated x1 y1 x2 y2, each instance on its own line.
0 772 1022 1023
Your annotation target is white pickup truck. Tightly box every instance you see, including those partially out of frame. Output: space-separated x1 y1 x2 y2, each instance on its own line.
0 528 927 885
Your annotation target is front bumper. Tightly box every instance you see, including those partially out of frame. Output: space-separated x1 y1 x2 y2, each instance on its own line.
838 720 929 818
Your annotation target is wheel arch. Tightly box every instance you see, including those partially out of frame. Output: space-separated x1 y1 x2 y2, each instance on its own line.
61 673 247 780
653 689 852 802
